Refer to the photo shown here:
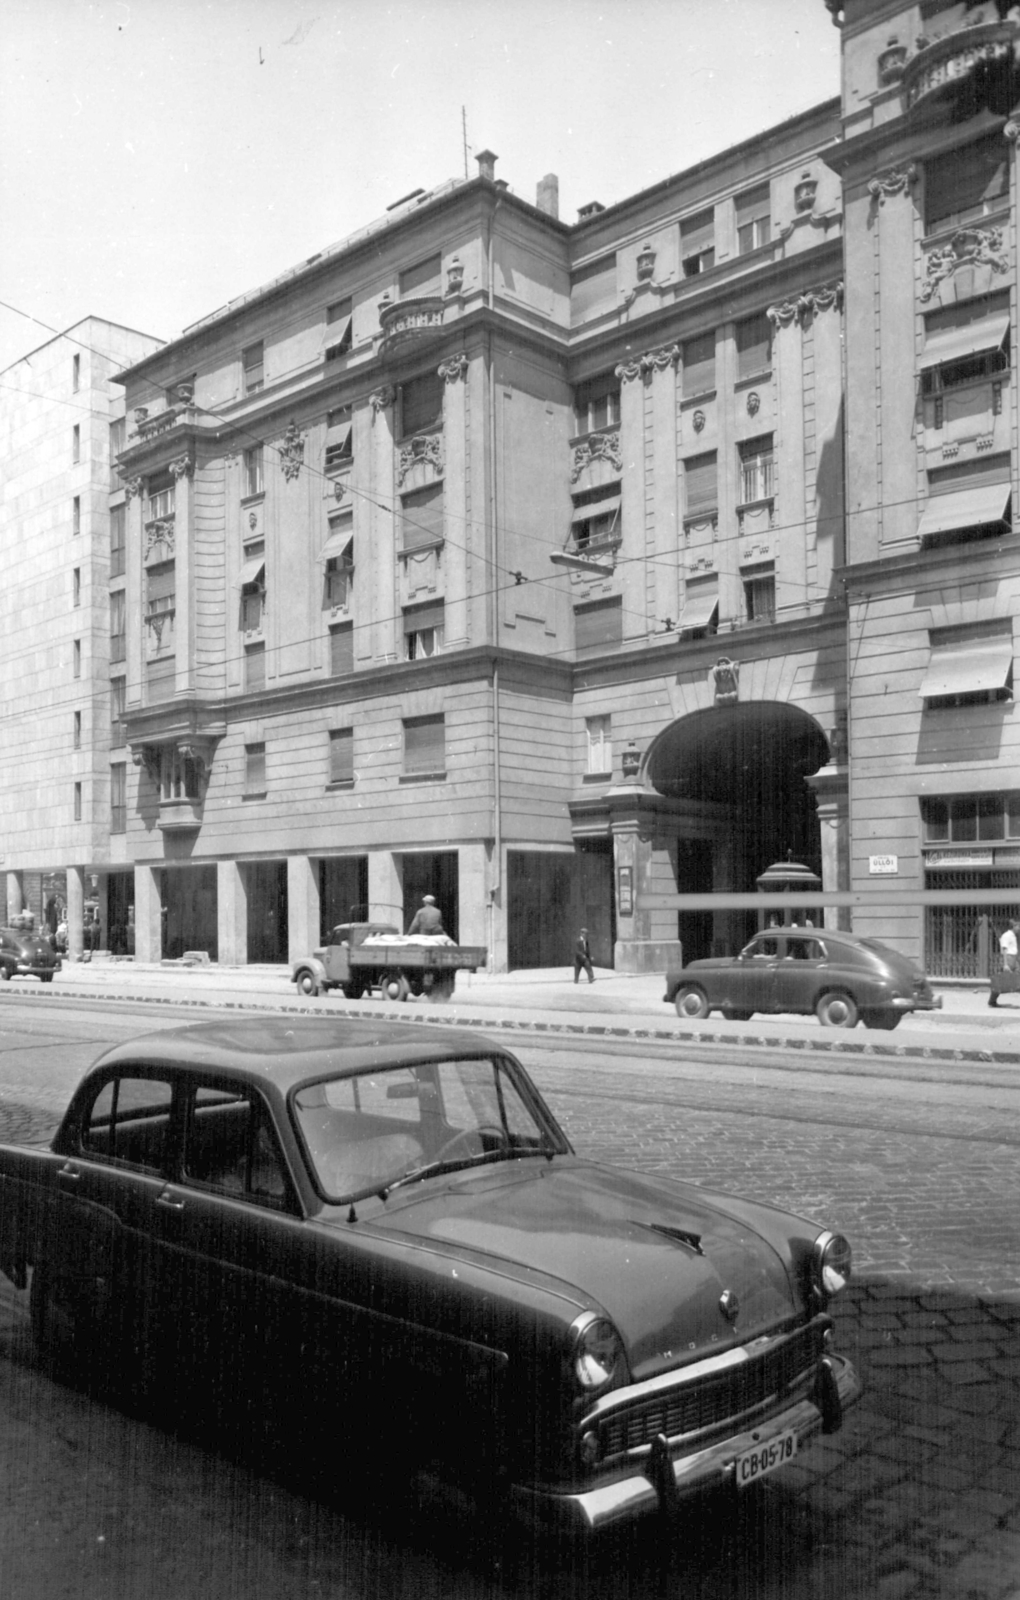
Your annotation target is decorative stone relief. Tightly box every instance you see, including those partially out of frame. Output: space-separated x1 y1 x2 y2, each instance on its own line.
768 281 844 327
134 408 149 425
169 454 193 479
445 256 464 296
615 356 644 384
794 173 818 213
636 242 656 281
570 431 622 483
146 610 175 653
692 410 706 433
1005 119 1020 147
767 299 800 329
248 510 259 532
398 432 444 484
173 380 195 405
920 227 1008 302
122 475 144 499
747 392 761 417
279 421 305 481
332 475 351 505
370 386 395 414
867 163 917 202
438 353 468 383
132 746 162 785
711 657 740 705
877 39 907 84
145 520 175 559
642 344 680 373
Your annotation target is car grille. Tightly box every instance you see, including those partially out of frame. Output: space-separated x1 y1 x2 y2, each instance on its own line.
595 1322 825 1460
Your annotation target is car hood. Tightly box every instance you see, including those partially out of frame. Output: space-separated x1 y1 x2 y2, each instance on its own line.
365 1158 800 1380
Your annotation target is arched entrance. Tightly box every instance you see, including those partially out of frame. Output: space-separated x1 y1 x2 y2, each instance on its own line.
645 701 830 959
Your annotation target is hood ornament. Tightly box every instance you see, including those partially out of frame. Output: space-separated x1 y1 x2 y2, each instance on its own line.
719 1289 740 1324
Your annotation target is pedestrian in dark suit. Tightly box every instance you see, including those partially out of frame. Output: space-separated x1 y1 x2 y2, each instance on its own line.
573 928 595 984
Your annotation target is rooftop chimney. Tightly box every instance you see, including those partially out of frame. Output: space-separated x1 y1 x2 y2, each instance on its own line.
577 201 605 221
536 174 559 219
475 149 498 183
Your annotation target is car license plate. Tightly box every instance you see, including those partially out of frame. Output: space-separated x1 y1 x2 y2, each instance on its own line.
734 1429 799 1488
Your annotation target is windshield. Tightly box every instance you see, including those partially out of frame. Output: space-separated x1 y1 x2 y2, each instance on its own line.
290 1055 563 1202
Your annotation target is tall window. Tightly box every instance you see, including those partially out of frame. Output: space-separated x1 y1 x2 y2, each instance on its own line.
72 425 81 463
329 622 354 675
324 517 353 607
244 742 266 793
244 445 264 497
399 255 442 297
325 296 353 360
324 407 353 472
110 591 126 663
73 638 81 678
735 184 771 255
109 416 126 459
736 312 772 380
404 601 444 660
240 548 265 632
682 331 716 397
925 134 1009 233
74 782 82 822
73 567 81 607
403 714 445 777
586 715 612 775
73 495 81 536
110 503 126 578
242 341 264 395
573 374 620 436
147 470 175 522
73 711 82 750
680 209 714 277
111 763 126 834
400 371 443 437
111 676 126 746
328 728 354 785
72 353 80 391
744 568 776 623
400 483 444 549
146 562 176 652
244 642 266 693
684 451 718 519
738 435 775 503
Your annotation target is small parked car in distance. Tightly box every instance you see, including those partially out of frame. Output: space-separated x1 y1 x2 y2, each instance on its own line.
0 927 61 984
665 926 942 1030
0 1016 860 1535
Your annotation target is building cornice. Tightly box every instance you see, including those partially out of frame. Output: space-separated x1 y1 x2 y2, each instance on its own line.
838 535 1020 592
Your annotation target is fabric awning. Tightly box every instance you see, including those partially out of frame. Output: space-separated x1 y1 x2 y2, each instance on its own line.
678 592 719 631
917 482 1010 540
918 639 1013 699
571 495 620 525
238 556 265 587
321 526 353 561
919 315 1009 370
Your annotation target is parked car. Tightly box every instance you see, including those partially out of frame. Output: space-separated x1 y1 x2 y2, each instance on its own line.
0 927 61 983
665 926 942 1030
0 1016 860 1534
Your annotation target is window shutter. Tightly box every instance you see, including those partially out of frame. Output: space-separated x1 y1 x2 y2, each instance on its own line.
736 312 772 379
925 134 1009 229
735 183 769 227
404 714 445 774
401 483 444 548
574 597 623 650
329 728 354 784
682 331 716 396
680 209 714 255
401 372 443 436
403 601 445 635
570 255 618 324
146 561 176 602
330 623 354 676
684 452 718 514
400 255 441 297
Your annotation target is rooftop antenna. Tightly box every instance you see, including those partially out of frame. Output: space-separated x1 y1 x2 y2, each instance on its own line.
462 106 468 180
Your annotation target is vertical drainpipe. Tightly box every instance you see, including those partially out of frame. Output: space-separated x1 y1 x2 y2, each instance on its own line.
488 192 502 971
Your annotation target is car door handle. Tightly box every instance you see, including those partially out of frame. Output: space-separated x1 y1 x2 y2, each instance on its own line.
57 1162 81 1184
156 1190 185 1212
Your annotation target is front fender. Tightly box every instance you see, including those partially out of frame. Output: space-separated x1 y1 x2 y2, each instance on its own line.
292 957 328 987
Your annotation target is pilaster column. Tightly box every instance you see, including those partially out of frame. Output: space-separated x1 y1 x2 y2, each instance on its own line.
368 849 403 929
134 864 162 962
5 872 24 924
123 476 145 707
217 858 247 965
170 454 194 695
806 767 850 930
614 358 644 640
287 855 320 963
66 866 86 963
439 355 469 648
369 387 398 662
456 840 489 949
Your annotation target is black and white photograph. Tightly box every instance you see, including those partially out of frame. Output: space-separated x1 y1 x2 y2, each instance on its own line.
0 0 1019 1595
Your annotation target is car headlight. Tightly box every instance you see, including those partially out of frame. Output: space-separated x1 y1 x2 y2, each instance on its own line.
812 1230 852 1299
570 1312 627 1392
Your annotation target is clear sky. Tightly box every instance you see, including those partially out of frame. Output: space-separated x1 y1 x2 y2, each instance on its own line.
0 0 841 373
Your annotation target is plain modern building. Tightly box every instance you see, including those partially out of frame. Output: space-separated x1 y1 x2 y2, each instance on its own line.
5 0 1019 979
0 319 163 955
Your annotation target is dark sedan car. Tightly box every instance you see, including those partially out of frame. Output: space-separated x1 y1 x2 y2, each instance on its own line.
0 927 61 983
665 927 942 1030
0 1017 860 1535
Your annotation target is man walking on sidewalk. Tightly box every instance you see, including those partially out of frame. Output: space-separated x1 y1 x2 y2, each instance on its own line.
574 928 595 985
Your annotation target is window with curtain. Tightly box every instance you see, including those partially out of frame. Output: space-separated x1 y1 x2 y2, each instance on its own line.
738 435 775 502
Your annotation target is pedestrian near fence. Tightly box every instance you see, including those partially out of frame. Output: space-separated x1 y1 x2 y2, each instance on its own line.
573 928 595 985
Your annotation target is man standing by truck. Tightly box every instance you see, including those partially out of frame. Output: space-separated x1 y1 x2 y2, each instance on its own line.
407 895 444 936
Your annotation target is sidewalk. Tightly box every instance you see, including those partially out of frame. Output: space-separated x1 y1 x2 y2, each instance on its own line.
36 956 1020 1061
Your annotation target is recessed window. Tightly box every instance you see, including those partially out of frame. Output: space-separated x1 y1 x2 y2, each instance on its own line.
73 568 81 607
399 255 441 298
328 727 354 786
73 710 82 749
73 782 82 822
72 353 80 392
244 642 266 693
111 677 126 746
111 763 126 834
403 713 445 777
110 592 126 664
573 374 620 437
684 451 718 519
400 483 444 550
324 521 353 609
324 406 353 472
73 639 82 678
110 503 126 578
404 600 444 660
242 342 264 395
586 715 612 775
574 597 623 653
146 561 176 654
925 133 1008 234
680 209 714 277
736 313 772 381
109 417 126 459
571 487 621 552
738 435 774 503
735 184 771 255
147 470 175 522
400 372 443 437
72 425 81 463
329 621 354 676
73 495 81 537
682 331 716 397
743 568 776 624
570 254 618 324
244 445 264 498
325 296 353 360
244 742 266 794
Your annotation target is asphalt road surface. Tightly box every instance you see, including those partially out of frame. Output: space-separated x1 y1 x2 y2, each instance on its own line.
0 993 1017 1600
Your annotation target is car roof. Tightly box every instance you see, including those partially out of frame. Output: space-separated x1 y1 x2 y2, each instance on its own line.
88 1016 503 1091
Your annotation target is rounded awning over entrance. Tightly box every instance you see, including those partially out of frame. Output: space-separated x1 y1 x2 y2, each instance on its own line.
646 702 829 803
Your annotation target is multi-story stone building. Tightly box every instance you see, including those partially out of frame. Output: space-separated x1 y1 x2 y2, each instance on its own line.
0 319 162 954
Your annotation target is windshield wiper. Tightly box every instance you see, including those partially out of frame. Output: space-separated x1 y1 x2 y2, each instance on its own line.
383 1144 537 1198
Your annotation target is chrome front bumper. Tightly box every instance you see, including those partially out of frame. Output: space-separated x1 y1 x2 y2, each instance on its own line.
512 1353 862 1534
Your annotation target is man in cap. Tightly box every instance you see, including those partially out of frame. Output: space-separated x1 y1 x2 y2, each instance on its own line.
407 895 445 936
573 927 595 984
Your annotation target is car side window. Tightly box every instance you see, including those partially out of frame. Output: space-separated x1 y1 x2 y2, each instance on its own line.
786 938 823 961
81 1075 174 1174
741 936 779 959
182 1085 291 1210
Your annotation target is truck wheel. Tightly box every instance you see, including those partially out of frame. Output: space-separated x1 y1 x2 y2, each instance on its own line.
430 977 455 1003
342 979 365 1000
295 969 321 997
381 975 410 1002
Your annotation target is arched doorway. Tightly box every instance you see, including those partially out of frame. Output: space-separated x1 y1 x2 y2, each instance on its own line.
645 701 830 957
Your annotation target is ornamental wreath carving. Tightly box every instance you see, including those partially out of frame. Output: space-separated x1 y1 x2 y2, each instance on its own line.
920 227 1008 303
570 431 622 484
398 432 444 484
437 353 468 383
615 356 644 384
278 421 305 481
616 346 680 383
767 281 843 328
867 163 917 202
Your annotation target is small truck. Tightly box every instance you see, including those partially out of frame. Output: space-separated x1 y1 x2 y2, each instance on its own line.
291 922 488 1003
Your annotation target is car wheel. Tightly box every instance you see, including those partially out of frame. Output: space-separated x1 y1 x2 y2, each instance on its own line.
342 979 365 1000
0 965 9 982
295 969 321 997
815 991 859 1028
674 985 710 1020
721 1008 753 1022
40 973 54 984
381 974 411 1002
861 1010 901 1031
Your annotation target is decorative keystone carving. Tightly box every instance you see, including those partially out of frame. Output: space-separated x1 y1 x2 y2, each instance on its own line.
437 353 468 383
370 386 395 414
279 421 305 480
398 432 444 484
920 227 1008 302
868 163 917 202
570 431 622 483
711 657 740 705
692 410 706 433
122 475 144 499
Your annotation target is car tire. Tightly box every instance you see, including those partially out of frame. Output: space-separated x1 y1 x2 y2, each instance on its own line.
674 985 710 1020
861 1010 900 1031
815 991 859 1028
381 974 411 1002
721 1008 753 1022
40 973 54 984
295 969 321 997
342 979 365 1000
